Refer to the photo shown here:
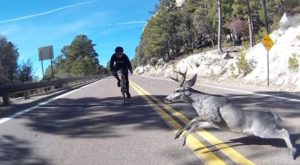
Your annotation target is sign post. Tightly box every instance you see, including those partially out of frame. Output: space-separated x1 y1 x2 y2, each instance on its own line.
38 45 54 80
261 35 274 87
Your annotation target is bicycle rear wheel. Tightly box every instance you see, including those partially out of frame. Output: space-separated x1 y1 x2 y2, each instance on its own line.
120 79 126 104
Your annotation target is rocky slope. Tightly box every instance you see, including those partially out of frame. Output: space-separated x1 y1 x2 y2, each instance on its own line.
134 12 300 91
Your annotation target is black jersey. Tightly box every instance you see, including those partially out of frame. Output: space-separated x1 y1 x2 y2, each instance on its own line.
110 53 132 71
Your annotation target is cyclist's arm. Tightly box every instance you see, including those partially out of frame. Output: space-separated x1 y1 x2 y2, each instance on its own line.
124 55 133 73
110 54 115 72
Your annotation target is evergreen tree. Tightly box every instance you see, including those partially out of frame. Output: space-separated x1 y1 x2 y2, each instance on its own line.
217 0 224 54
133 0 292 66
0 35 19 82
17 59 33 82
45 35 99 77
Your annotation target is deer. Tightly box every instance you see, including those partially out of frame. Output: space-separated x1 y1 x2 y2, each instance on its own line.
164 69 297 160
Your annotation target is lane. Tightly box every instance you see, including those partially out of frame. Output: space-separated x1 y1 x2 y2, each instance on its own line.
130 81 226 165
0 81 99 125
0 76 203 165
130 75 300 164
130 80 255 165
1 75 300 164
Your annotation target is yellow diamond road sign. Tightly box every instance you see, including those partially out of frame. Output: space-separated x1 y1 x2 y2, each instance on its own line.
262 35 274 51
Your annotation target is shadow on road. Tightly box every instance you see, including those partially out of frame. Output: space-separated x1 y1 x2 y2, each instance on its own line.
0 135 50 165
0 83 93 118
22 95 171 139
224 91 300 119
193 133 300 159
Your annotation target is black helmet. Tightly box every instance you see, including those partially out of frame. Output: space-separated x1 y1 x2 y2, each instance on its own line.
115 46 124 53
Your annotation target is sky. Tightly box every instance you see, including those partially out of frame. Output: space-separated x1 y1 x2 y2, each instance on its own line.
0 0 158 78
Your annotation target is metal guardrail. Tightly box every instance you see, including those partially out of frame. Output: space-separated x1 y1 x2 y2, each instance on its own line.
0 75 108 106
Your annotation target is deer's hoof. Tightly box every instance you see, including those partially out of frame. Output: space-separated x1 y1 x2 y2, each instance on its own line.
291 148 297 160
182 139 186 146
175 131 182 139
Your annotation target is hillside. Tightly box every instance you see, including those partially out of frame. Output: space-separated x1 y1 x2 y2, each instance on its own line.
134 12 300 91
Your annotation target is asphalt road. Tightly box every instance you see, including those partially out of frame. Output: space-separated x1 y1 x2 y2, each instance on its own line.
0 75 300 165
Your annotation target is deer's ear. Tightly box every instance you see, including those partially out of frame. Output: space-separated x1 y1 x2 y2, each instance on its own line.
184 74 197 88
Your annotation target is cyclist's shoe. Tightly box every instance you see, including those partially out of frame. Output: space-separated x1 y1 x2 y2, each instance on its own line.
126 92 131 99
117 80 120 87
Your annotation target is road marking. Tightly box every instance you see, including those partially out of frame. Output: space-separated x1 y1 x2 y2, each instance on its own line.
130 82 226 165
141 75 300 103
130 80 256 165
199 84 300 103
0 79 105 125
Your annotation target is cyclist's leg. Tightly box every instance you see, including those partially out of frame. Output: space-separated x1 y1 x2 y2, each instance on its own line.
122 68 130 98
113 66 121 87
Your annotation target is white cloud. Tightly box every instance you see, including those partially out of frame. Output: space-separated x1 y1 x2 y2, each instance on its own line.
115 21 147 25
0 0 98 24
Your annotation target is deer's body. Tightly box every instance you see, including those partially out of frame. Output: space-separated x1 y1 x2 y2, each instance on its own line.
187 91 281 134
164 71 296 159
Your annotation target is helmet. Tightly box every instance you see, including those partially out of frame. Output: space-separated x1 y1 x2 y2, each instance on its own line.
115 46 124 53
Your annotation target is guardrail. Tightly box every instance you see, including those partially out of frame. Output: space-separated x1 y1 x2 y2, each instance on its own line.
0 74 108 106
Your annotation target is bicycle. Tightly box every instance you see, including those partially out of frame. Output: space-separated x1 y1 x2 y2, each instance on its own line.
117 69 128 104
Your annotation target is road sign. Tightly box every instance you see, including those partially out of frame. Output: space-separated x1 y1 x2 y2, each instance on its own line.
262 35 274 51
261 35 274 87
38 45 54 79
38 45 53 61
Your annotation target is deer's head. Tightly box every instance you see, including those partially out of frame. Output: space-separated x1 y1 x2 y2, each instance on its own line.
164 69 197 103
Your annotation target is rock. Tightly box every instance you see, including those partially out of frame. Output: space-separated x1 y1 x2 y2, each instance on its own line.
134 67 145 75
284 0 300 15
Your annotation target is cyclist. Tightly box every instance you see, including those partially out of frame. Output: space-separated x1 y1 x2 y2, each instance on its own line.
110 46 133 98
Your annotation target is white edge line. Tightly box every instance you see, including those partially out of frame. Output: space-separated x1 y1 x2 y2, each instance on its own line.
0 79 105 125
140 75 300 103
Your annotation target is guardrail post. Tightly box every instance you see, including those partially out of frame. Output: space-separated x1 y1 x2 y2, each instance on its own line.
2 94 10 106
24 91 30 100
63 82 70 89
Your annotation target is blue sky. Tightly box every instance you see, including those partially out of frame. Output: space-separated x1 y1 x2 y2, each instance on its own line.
0 0 158 78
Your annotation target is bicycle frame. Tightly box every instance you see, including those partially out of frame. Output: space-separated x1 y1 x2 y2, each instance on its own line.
117 70 128 104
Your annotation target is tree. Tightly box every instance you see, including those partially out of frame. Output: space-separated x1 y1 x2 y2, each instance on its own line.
46 35 100 77
17 59 34 82
192 0 216 49
245 0 255 47
0 35 19 82
133 0 287 67
0 61 7 84
179 6 197 54
261 0 270 33
217 0 224 54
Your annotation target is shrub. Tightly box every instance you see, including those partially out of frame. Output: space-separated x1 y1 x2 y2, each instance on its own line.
236 52 253 76
288 54 299 71
149 58 158 66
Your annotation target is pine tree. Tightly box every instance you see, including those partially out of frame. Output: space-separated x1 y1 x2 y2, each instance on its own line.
0 35 19 82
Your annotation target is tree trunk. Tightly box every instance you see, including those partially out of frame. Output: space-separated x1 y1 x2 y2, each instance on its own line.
246 0 255 47
203 20 215 48
217 0 223 54
261 0 270 34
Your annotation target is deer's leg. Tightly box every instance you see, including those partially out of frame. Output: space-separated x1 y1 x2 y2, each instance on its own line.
175 115 212 145
255 128 296 159
181 123 201 146
276 129 296 160
175 116 206 139
175 117 200 140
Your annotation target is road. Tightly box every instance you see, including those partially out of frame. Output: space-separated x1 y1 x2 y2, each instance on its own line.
0 75 299 165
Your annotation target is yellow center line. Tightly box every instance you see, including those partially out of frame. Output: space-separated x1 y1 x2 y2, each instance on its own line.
130 81 226 165
130 80 256 165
